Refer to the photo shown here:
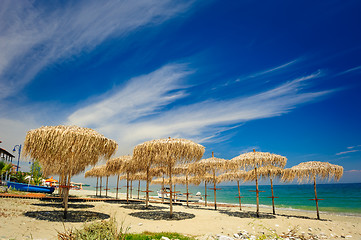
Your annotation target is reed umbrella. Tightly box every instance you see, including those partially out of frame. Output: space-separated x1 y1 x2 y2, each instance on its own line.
172 175 202 202
231 149 287 217
98 165 111 197
245 166 284 214
152 176 180 201
130 172 148 199
192 152 235 210
282 161 343 220
106 156 134 199
220 170 247 210
23 125 117 218
152 176 202 202
174 163 201 207
121 156 135 203
85 166 103 196
133 137 204 218
195 173 213 207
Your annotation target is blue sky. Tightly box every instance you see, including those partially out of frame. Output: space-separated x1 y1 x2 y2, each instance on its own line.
1 0 361 183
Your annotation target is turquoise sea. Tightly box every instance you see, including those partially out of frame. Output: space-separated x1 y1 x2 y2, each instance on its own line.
84 182 361 216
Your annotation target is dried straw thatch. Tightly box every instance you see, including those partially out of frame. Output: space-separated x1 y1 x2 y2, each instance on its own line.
152 176 201 186
105 155 134 200
105 156 133 175
133 137 205 217
282 161 343 220
23 125 117 218
231 150 287 217
190 152 234 210
133 138 205 166
245 166 284 215
173 163 201 206
245 166 284 182
84 166 105 197
282 161 343 183
219 170 247 210
84 166 103 178
192 156 237 173
23 125 117 171
219 170 247 182
231 151 287 169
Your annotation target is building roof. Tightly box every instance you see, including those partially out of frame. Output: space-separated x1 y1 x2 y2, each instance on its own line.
0 148 15 158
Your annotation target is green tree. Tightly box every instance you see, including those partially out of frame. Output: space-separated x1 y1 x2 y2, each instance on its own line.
0 161 12 182
11 171 27 183
30 160 43 185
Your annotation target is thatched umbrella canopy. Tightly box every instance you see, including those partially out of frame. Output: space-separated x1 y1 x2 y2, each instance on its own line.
152 175 202 202
220 170 247 210
130 172 147 199
191 152 236 210
282 161 343 220
174 163 201 206
231 149 287 217
105 155 134 200
97 165 112 197
85 165 104 197
245 166 284 214
133 137 204 217
232 151 287 169
23 125 117 218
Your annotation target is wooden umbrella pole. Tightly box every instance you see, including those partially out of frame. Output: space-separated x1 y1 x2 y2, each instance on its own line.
213 169 217 210
314 175 320 220
205 182 207 207
174 184 176 200
137 180 140 199
59 173 64 196
270 178 275 215
255 167 259 218
126 172 129 203
237 180 242 211
106 176 109 197
100 177 102 197
116 174 119 199
186 173 189 207
96 176 99 197
169 166 173 218
131 180 134 199
162 174 165 203
146 167 149 208
61 174 67 207
64 173 71 219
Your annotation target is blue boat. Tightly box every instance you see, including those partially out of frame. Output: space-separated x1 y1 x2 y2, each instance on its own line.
7 181 55 194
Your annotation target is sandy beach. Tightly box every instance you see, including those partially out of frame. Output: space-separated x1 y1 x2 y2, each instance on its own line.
0 189 360 240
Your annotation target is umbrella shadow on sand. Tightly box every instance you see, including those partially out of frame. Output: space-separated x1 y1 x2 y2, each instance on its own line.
275 213 329 221
129 210 195 221
32 203 95 209
219 209 276 219
120 204 167 210
106 200 142 204
24 210 110 222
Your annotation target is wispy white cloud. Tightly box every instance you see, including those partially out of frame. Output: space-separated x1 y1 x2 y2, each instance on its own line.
336 145 361 155
67 64 191 128
0 0 193 100
337 65 361 76
65 64 332 155
336 149 361 155
235 59 300 82
346 144 361 150
345 169 361 173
